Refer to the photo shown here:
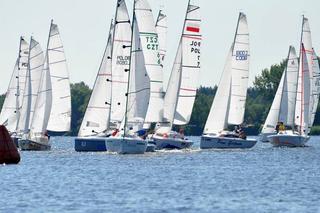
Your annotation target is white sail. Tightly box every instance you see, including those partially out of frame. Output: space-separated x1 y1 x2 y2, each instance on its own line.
278 47 299 126
203 46 233 134
134 0 164 123
228 12 250 125
78 22 114 137
174 3 201 125
301 17 314 129
156 43 182 134
262 69 285 134
46 21 71 132
30 56 52 134
18 38 45 133
155 9 167 65
126 15 150 132
295 44 311 135
109 0 132 126
310 49 320 126
0 37 29 132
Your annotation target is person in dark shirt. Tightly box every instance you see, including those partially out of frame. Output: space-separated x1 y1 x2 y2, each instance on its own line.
275 122 280 133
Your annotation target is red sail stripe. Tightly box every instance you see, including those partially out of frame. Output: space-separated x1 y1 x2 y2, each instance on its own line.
186 26 200 33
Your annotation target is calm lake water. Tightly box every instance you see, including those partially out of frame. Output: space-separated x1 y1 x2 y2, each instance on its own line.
1 136 320 213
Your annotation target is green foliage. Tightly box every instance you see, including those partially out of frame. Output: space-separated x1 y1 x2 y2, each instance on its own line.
70 82 92 136
0 94 5 112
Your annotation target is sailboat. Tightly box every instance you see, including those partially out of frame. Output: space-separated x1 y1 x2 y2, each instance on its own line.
200 12 257 149
106 0 156 154
18 37 48 150
151 0 201 150
0 37 29 146
259 46 299 143
268 16 320 147
46 20 72 135
75 21 114 152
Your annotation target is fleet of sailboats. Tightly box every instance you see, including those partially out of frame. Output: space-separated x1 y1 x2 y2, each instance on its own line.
0 0 319 154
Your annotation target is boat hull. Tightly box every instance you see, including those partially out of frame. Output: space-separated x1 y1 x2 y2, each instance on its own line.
152 137 193 150
19 138 51 151
268 134 309 147
146 143 156 152
200 135 257 149
74 137 107 152
106 137 147 154
258 133 275 143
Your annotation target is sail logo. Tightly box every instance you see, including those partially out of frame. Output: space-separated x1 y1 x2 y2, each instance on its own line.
236 51 248 60
145 36 159 51
116 56 130 65
186 24 200 33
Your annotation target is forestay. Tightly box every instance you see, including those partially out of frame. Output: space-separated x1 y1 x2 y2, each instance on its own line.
18 38 45 134
228 13 250 125
46 21 72 132
134 0 164 123
0 37 29 133
78 22 113 137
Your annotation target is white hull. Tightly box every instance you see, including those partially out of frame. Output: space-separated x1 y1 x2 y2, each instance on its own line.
200 135 257 149
268 134 309 147
151 136 193 150
258 133 276 143
19 136 51 151
106 137 147 154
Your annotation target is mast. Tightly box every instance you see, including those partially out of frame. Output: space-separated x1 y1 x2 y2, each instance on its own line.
298 16 304 135
123 0 136 137
23 37 33 134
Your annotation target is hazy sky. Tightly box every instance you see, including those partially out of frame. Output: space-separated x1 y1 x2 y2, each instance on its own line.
0 0 319 94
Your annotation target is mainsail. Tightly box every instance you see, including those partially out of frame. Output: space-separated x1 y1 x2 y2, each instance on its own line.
109 0 132 127
18 38 45 134
310 49 320 126
78 22 114 137
295 44 311 135
0 37 29 133
46 21 72 132
228 12 250 125
173 2 201 125
134 0 164 123
156 1 201 134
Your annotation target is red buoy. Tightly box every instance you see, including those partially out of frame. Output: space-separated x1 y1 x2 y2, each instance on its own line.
0 125 20 164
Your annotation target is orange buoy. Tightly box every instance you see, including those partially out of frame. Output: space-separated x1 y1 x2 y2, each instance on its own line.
0 125 20 164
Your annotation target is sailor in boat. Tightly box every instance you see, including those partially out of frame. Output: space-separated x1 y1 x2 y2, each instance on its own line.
278 122 286 134
275 122 280 133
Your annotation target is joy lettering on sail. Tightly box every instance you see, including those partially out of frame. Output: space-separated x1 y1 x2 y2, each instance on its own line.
190 40 201 67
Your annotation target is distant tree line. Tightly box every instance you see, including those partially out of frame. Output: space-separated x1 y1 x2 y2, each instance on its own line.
0 58 319 136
